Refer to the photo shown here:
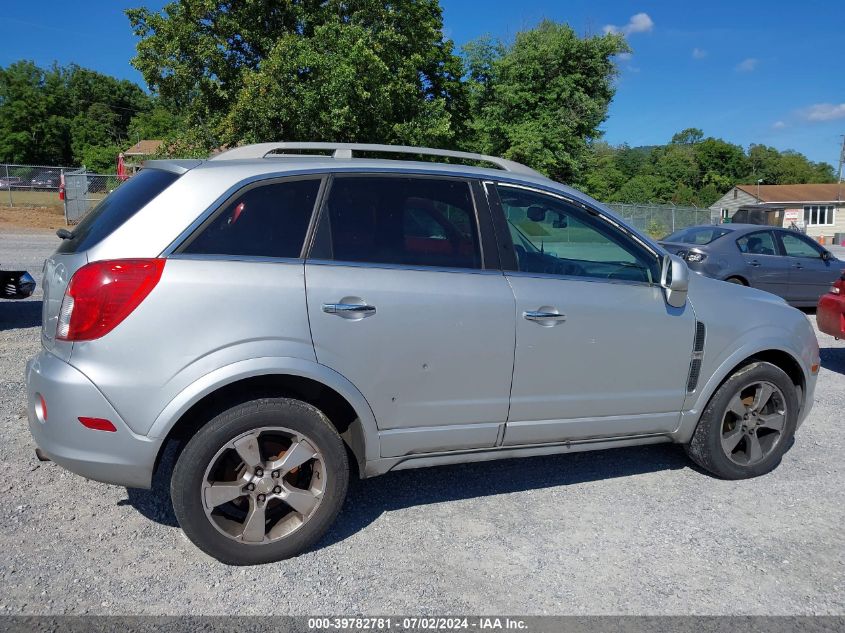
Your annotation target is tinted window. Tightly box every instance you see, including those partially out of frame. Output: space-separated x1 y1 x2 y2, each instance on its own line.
780 232 823 258
664 226 731 245
736 231 776 255
57 169 179 254
496 185 658 283
182 179 320 258
312 177 481 269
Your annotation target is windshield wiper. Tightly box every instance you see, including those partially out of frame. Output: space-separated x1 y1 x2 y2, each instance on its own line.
56 228 74 240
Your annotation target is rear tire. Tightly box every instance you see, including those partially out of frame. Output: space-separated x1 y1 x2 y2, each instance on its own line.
725 276 747 285
171 397 349 565
685 362 798 479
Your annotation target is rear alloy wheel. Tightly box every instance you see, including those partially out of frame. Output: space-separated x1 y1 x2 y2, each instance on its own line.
686 361 798 479
172 398 348 565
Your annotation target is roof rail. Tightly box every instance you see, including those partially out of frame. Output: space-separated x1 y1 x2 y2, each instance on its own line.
209 142 544 177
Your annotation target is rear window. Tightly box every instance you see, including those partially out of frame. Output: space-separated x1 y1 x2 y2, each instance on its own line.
664 226 730 245
57 169 179 254
180 178 321 259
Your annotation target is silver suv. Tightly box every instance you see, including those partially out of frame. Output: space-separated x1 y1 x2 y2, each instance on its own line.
27 143 820 565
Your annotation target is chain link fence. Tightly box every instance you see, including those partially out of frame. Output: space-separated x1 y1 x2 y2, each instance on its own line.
0 163 69 208
1 163 124 224
604 203 719 239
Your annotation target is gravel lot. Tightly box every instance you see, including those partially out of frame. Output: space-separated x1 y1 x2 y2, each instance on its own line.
1 230 843 615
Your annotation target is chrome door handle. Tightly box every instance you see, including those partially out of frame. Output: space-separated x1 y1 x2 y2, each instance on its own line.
523 310 566 325
322 303 376 317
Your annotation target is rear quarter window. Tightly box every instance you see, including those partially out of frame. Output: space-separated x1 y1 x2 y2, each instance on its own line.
57 169 179 254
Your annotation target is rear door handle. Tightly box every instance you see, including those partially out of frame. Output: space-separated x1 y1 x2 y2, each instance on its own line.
749 259 760 267
322 303 376 318
523 309 566 326
792 263 804 269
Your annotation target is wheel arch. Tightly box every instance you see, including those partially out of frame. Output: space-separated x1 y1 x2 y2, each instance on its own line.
149 357 380 478
676 343 807 443
723 275 749 286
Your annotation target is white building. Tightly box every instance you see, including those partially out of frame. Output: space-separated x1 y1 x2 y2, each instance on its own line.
710 183 845 241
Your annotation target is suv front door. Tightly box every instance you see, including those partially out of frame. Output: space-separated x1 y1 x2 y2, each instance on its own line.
305 175 516 458
487 183 696 445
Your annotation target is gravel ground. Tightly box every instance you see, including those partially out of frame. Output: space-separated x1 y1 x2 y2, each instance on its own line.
1 230 843 615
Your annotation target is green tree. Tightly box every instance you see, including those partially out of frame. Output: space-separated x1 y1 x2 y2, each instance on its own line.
464 21 627 183
128 0 466 151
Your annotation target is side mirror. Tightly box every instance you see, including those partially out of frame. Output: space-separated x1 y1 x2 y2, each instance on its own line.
821 250 832 261
660 254 689 308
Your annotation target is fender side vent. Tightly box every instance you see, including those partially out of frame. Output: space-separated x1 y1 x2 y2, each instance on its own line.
687 321 706 392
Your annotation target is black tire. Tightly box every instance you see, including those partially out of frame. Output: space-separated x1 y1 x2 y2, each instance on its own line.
725 276 747 285
685 361 799 479
171 397 349 565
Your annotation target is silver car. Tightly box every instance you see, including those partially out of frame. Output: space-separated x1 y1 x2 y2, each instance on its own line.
27 143 820 565
660 224 842 306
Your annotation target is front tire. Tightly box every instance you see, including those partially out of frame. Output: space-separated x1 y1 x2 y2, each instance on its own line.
171 397 349 565
685 362 798 479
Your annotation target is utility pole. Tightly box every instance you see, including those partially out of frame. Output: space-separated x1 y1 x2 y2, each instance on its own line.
837 135 844 202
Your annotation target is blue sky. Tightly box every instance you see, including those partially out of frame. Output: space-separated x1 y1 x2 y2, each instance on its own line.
2 0 843 166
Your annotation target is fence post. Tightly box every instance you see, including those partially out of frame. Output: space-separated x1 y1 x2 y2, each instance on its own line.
61 169 68 225
4 164 11 207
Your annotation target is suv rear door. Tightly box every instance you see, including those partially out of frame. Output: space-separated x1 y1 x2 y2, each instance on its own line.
305 174 516 458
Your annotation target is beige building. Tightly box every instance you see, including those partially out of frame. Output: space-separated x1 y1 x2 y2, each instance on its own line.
710 183 845 241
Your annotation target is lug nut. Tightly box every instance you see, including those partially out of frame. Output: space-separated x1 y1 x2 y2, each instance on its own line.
257 494 266 502
271 470 280 479
273 486 282 494
255 467 263 477
246 483 255 491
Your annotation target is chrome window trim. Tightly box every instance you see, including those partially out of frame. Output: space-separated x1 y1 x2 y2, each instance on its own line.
305 258 504 276
166 253 305 265
504 269 653 288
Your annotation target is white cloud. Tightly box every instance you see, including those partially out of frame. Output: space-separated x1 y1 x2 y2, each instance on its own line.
617 52 633 61
692 48 707 59
772 121 786 129
735 58 758 72
603 12 654 36
801 103 845 122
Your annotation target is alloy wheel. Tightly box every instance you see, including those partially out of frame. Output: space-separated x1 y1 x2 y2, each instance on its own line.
200 426 326 544
719 381 787 466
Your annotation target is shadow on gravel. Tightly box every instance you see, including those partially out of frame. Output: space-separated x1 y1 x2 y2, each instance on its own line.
820 347 845 375
120 440 179 527
121 441 689 546
0 299 42 330
316 442 688 551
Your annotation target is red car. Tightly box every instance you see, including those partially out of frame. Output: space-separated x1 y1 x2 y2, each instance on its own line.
817 273 845 339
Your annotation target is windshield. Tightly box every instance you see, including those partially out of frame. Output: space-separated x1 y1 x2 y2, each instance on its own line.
57 169 179 254
664 226 730 245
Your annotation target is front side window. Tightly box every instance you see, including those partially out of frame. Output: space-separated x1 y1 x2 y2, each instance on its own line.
311 176 481 269
779 232 824 259
182 178 321 258
496 185 657 284
736 231 777 255
804 205 835 226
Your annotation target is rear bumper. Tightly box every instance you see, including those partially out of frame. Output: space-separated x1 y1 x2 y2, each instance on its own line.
26 351 160 488
817 293 845 339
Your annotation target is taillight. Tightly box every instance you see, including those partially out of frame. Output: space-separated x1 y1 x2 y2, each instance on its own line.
56 259 165 341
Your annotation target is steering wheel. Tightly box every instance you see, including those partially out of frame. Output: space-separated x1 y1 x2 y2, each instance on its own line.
554 260 585 277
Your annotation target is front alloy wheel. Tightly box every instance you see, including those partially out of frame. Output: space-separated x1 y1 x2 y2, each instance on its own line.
686 361 799 479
